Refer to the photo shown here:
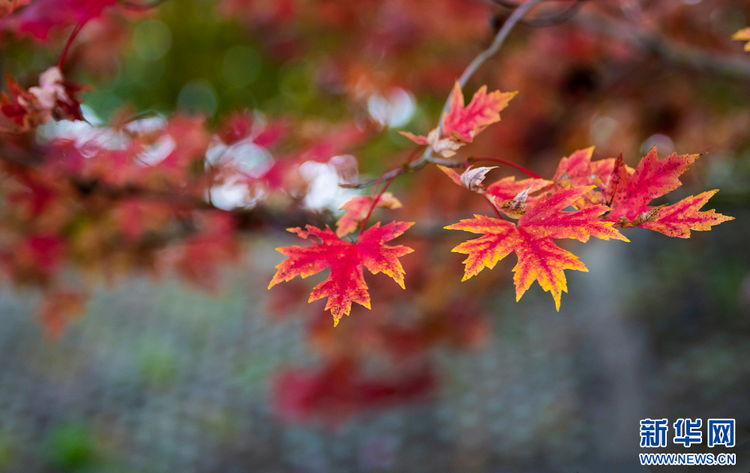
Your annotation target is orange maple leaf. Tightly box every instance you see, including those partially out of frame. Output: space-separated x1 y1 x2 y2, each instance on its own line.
400 81 516 156
733 28 750 51
269 222 414 325
446 187 628 310
335 193 402 238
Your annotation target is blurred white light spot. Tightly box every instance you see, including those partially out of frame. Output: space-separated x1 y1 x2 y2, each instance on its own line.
138 135 176 165
207 140 274 178
641 134 675 155
37 105 99 142
209 178 258 210
299 161 360 211
124 114 168 135
589 114 619 146
367 88 415 128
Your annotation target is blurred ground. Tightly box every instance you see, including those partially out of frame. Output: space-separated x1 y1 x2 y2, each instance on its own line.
0 209 747 473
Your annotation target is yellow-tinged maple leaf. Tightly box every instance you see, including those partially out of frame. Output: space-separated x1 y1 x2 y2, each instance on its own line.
602 149 732 236
733 28 750 51
335 193 402 238
446 187 628 310
637 190 733 238
400 81 516 157
269 222 414 326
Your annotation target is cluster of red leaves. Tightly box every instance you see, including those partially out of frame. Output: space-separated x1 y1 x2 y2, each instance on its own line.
0 99 380 336
270 83 733 323
0 114 243 332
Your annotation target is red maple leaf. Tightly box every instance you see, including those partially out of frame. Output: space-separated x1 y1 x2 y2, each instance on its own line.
639 190 734 238
604 150 733 235
442 81 517 142
269 222 414 325
542 147 629 208
400 81 515 157
446 187 628 310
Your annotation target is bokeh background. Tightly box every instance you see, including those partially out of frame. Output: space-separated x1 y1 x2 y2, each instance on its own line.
0 0 749 472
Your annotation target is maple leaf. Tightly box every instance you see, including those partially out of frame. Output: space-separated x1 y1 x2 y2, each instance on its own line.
269 222 414 325
442 82 517 142
733 27 750 51
400 81 516 157
606 148 698 220
543 147 630 207
602 149 732 236
335 193 402 237
446 187 628 310
639 190 734 238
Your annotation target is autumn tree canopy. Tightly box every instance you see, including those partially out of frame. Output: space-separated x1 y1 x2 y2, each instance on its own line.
0 0 746 421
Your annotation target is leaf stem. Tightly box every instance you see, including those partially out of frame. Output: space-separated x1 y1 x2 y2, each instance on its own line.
359 175 396 239
468 156 542 179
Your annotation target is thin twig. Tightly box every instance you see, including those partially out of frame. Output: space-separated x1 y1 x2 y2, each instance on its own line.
359 175 396 238
446 0 543 120
59 0 111 69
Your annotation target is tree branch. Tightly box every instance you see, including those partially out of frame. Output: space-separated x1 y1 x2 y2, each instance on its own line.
343 0 542 190
573 11 750 79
